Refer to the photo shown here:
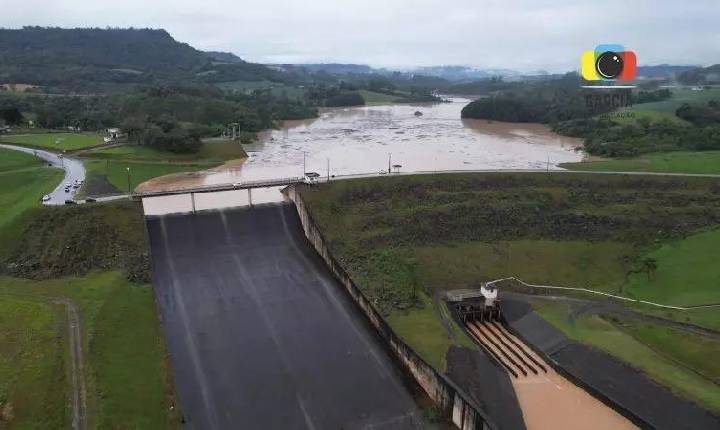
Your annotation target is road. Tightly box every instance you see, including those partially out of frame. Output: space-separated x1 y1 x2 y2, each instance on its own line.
0 143 86 205
146 203 425 429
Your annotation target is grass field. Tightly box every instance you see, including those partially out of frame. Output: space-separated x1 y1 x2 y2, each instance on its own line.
359 90 405 105
84 159 211 193
0 296 68 428
0 148 62 260
0 133 102 151
84 141 247 163
79 141 246 193
216 80 306 99
562 151 720 174
0 273 179 429
631 88 720 113
534 301 720 413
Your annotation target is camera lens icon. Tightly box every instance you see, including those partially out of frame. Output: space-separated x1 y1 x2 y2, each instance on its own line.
581 44 636 81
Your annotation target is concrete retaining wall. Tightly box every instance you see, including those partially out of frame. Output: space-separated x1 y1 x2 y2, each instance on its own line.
285 185 493 430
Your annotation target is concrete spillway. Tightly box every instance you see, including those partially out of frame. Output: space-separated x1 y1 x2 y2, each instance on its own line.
146 203 423 429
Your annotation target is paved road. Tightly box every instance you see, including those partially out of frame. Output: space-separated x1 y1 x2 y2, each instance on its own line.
0 143 86 205
146 204 424 430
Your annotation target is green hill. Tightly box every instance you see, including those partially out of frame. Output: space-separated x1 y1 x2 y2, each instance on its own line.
0 27 285 91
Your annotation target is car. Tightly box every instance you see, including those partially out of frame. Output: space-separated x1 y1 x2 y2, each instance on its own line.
72 184 80 189
64 187 70 193
58 154 63 158
64 199 76 205
85 198 97 203
42 195 50 202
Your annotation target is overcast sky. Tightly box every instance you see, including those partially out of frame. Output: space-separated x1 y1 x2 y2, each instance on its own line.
2 0 719 71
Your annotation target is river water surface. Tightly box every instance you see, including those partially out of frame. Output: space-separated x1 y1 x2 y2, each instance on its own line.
141 97 583 214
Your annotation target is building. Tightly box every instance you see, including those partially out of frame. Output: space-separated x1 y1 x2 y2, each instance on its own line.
104 128 122 143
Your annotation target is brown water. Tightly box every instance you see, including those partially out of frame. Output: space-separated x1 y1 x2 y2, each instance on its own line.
141 98 583 215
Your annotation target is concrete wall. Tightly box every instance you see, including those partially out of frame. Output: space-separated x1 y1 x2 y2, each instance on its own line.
285 185 494 430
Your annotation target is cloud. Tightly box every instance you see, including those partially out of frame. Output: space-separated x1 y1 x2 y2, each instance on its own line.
1 0 718 71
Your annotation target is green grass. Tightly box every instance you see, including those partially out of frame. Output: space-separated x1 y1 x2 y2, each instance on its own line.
0 148 63 259
387 294 455 371
0 273 179 429
84 159 211 192
624 229 720 306
561 151 720 174
359 90 405 105
0 147 45 171
534 301 720 413
0 296 68 428
0 133 102 151
621 320 720 383
414 240 632 294
84 141 247 164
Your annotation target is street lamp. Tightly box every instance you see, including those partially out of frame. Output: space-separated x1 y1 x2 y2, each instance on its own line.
126 167 131 193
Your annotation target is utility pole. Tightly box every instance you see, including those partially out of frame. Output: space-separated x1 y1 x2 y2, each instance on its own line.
388 153 392 174
327 158 330 182
546 154 550 173
302 151 308 176
126 167 131 193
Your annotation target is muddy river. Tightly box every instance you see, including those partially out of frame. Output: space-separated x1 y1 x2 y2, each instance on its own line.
141 97 583 215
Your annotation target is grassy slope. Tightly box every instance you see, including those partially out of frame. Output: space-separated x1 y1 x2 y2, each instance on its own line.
0 133 102 151
534 301 720 413
0 273 179 429
359 90 405 105
0 297 67 428
414 240 631 294
84 141 247 163
625 229 720 306
0 148 63 260
562 151 720 175
301 173 720 386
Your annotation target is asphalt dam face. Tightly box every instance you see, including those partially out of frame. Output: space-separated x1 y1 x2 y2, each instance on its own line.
145 203 425 430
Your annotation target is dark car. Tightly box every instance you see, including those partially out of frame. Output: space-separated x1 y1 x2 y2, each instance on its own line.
85 198 97 203
64 199 76 205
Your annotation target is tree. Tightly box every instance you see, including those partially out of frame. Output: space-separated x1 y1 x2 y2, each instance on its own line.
643 258 658 280
0 107 23 125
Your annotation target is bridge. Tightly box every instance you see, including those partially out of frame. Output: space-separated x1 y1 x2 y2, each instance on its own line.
133 176 306 198
133 176 308 212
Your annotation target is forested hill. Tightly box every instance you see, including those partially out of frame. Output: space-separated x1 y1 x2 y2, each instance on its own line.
0 27 285 90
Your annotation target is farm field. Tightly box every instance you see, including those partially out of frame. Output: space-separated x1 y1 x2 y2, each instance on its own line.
0 132 102 151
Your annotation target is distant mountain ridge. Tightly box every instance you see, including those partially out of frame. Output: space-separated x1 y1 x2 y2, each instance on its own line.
0 27 284 91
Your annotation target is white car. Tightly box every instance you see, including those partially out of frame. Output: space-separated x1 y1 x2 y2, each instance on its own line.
42 195 50 202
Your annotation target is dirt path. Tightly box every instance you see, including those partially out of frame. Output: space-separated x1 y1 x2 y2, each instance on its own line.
0 293 87 430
